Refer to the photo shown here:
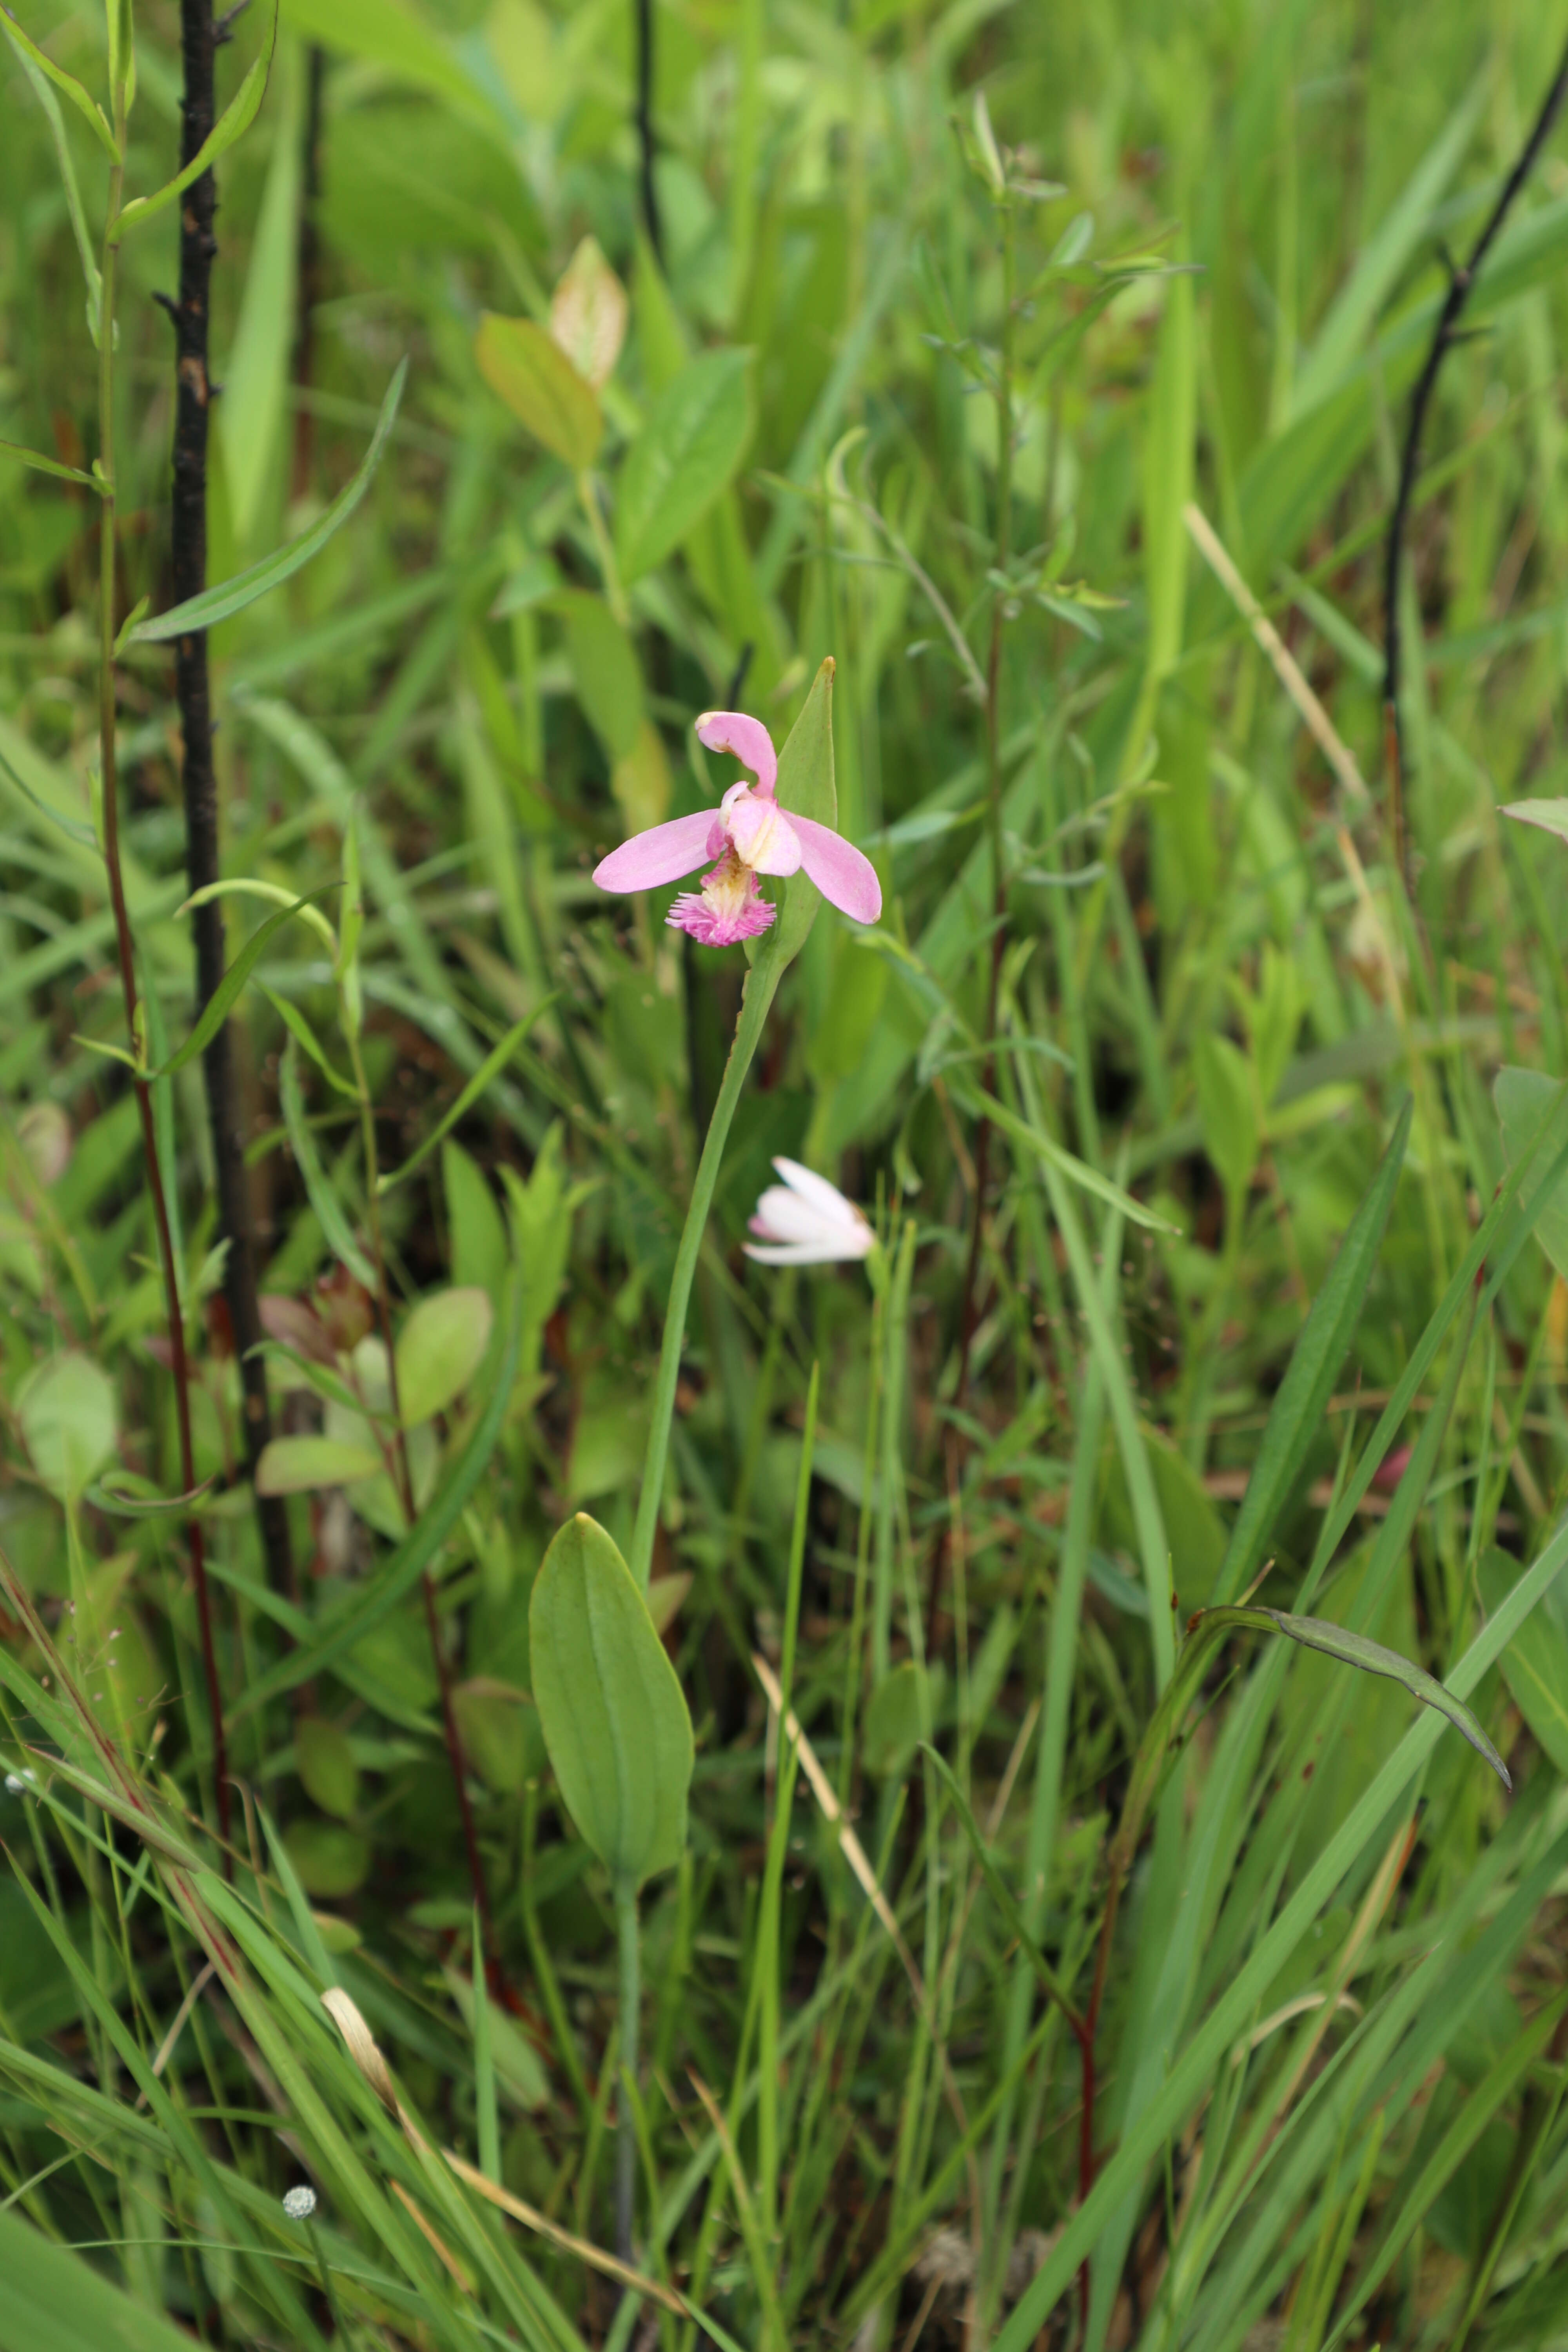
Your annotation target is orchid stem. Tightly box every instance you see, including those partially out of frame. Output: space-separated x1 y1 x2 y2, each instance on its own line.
614 1875 641 2267
577 468 629 626
628 942 783 1593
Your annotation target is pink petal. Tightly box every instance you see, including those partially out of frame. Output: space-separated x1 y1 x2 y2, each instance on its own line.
749 1187 828 1246
744 1239 861 1265
593 810 719 893
695 710 778 797
726 793 802 878
787 817 883 924
772 1157 863 1232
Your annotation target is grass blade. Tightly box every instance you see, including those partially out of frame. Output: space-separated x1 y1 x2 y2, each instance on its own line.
127 360 407 642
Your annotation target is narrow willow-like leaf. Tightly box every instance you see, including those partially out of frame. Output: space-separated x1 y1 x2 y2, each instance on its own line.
0 15 116 156
1256 1608 1509 1787
962 1077 1178 1235
259 986 359 1100
157 891 330 1076
229 1270 522 1719
1212 1094 1412 1603
0 435 100 487
111 3 277 240
127 360 407 642
377 998 559 1192
278 1036 376 1288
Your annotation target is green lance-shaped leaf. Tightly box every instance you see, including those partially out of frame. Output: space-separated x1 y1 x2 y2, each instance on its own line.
1259 1609 1508 1783
0 13 116 157
475 313 602 470
616 347 753 582
1111 1602 1508 1904
156 889 334 1076
126 361 407 643
110 0 277 241
530 1513 694 1889
0 436 102 488
278 1036 377 1290
377 998 557 1192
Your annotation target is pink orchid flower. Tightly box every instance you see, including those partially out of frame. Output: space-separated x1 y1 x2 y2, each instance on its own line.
591 710 882 946
745 1157 876 1265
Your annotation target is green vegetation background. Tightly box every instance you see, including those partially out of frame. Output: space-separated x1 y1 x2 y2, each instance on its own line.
5 0 1568 2346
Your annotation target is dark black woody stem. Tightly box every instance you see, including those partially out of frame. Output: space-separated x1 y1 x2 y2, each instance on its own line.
166 0 294 1599
290 44 327 503
1383 35 1568 889
635 0 662 265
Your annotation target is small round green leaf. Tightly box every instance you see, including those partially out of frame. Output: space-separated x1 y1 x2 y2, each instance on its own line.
295 1717 361 1821
529 1513 694 1889
283 1820 370 1898
254 1435 385 1494
18 1353 117 1501
395 1286 494 1426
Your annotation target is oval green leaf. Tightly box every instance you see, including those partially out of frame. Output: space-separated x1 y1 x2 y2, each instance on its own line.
254 1434 385 1494
295 1716 361 1820
18 1352 117 1501
476 314 601 470
529 1512 694 1889
615 347 753 582
395 1286 494 1426
283 1819 370 1898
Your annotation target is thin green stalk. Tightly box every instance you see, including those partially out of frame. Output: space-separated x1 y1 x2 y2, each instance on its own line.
578 469 629 624
955 185 1017 1394
981 1354 1105 2310
615 1876 641 2268
872 1219 916 1681
629 946 784 1593
838 1278 884 1811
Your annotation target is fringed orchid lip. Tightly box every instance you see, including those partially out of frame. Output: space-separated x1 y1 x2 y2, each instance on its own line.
590 709 882 944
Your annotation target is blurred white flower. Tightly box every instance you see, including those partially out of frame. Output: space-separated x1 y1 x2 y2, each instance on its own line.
282 2185 318 2221
745 1158 875 1266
